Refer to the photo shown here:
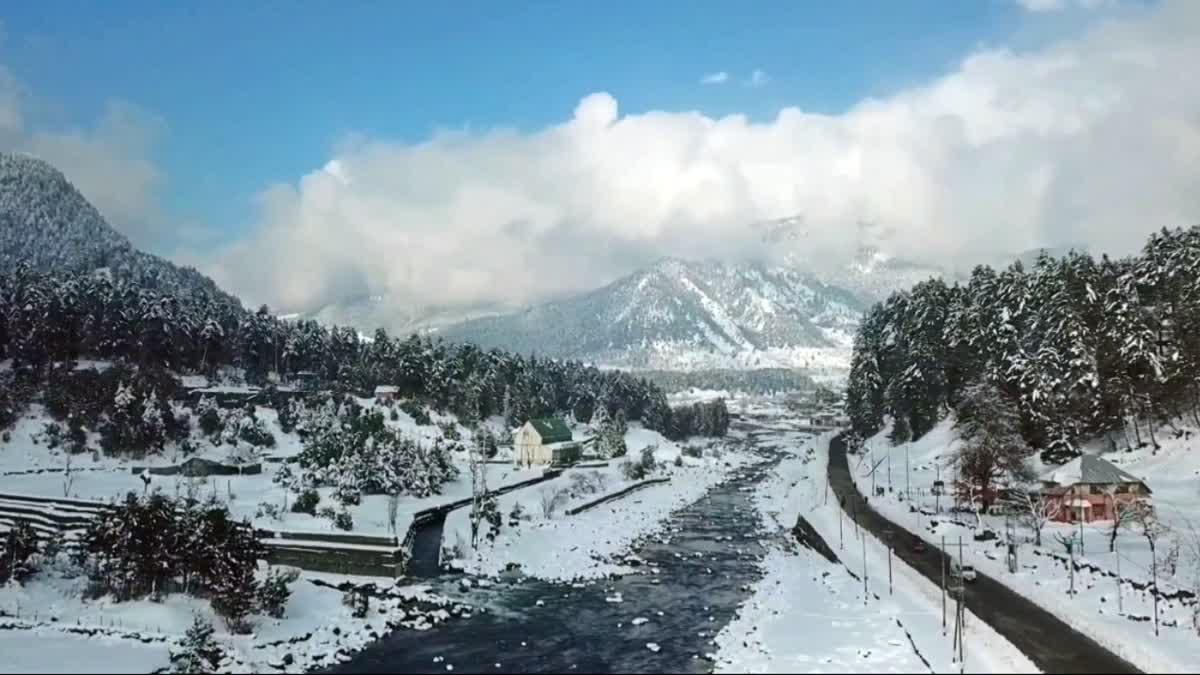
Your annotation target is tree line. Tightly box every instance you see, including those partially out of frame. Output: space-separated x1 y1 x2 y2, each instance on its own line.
0 264 690 437
846 226 1200 464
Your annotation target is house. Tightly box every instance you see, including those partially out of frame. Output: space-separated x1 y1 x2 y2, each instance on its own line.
291 371 320 392
1039 455 1152 523
374 385 399 402
513 417 582 467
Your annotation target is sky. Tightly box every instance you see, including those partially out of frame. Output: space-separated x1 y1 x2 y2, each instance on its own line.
1 0 1196 316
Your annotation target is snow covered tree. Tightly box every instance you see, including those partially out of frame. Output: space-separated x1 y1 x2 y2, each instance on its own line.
954 380 1028 513
171 616 223 674
0 519 40 584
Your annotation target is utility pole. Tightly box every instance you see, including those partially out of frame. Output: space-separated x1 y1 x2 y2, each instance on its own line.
906 446 911 502
871 449 877 495
862 531 869 606
888 452 892 493
1115 537 1124 615
839 507 844 550
888 542 894 596
941 535 947 634
936 459 942 514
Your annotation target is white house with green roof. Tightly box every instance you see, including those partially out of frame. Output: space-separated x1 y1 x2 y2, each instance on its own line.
514 416 582 467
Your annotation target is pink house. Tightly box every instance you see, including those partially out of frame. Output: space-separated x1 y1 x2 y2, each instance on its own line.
1039 455 1151 524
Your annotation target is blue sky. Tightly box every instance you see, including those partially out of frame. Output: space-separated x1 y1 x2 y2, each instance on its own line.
1 1 1034 241
1 0 1184 318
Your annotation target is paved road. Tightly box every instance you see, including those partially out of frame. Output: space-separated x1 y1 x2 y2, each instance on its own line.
827 433 1141 675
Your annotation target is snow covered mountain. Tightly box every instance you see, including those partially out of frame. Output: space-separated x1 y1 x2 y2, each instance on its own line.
437 257 868 372
0 152 240 309
299 296 510 337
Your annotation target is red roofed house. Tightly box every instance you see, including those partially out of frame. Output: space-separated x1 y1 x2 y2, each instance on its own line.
1039 455 1152 524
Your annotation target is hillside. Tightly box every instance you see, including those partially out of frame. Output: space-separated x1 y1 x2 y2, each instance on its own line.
0 152 241 309
438 257 867 372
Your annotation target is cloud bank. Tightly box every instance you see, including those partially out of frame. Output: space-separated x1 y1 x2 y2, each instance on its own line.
196 0 1196 315
701 71 729 85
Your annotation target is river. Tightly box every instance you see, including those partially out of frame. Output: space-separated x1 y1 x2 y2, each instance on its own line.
329 428 794 674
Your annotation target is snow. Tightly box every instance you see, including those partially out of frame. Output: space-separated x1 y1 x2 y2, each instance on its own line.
0 631 169 674
852 418 1200 673
714 427 1038 674
0 565 465 675
445 425 751 581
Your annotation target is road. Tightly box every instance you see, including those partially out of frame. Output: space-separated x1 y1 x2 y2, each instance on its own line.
827 433 1142 675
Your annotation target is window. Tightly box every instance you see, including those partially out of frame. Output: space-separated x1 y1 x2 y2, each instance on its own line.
1116 484 1130 494
1089 484 1102 495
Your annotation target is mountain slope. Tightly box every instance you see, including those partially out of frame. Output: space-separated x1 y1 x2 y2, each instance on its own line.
438 257 868 371
0 152 240 309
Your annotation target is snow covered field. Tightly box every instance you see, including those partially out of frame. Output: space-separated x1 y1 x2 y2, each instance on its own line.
715 427 1038 674
852 419 1200 673
444 428 746 581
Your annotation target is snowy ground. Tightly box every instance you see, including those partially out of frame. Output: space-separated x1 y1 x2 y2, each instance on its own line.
853 418 1200 673
714 425 1039 674
0 561 470 675
0 401 543 539
444 427 746 581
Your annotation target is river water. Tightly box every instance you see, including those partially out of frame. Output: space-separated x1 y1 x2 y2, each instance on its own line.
329 431 792 674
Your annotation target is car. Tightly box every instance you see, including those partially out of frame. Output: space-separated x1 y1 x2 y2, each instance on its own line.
952 560 978 583
911 537 927 553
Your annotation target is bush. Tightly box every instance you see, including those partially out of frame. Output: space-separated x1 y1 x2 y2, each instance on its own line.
255 501 282 520
197 398 223 438
438 421 461 441
399 399 431 425
674 454 683 467
621 446 658 481
291 489 320 515
0 519 41 584
682 445 703 458
171 616 223 674
237 418 276 448
333 509 354 531
256 567 299 618
42 422 64 449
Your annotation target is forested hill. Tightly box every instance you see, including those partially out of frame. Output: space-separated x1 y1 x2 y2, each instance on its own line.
0 152 240 310
845 226 1200 464
0 153 684 436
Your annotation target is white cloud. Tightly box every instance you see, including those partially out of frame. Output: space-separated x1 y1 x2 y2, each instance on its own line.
745 69 771 88
210 0 1200 317
701 71 729 85
0 65 169 249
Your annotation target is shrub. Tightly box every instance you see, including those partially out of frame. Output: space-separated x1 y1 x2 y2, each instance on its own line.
237 418 276 448
255 501 282 520
0 519 41 584
171 616 223 674
438 421 461 441
291 489 320 515
674 454 684 467
508 502 528 528
197 398 223 438
682 445 703 459
256 567 299 619
539 487 570 518
42 422 64 449
399 399 431 425
333 509 354 532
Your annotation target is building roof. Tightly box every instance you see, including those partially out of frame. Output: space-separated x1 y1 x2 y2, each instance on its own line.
528 417 573 443
374 385 399 394
545 440 582 451
1041 455 1148 489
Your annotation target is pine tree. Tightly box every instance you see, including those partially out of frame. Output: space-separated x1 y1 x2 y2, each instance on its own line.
172 615 223 674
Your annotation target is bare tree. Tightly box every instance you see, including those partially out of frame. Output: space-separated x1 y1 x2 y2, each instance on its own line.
1131 506 1167 636
1102 486 1142 553
468 438 489 547
1055 532 1079 595
386 492 400 536
62 451 75 498
539 486 569 519
1177 516 1200 636
954 381 1028 515
1015 489 1060 547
